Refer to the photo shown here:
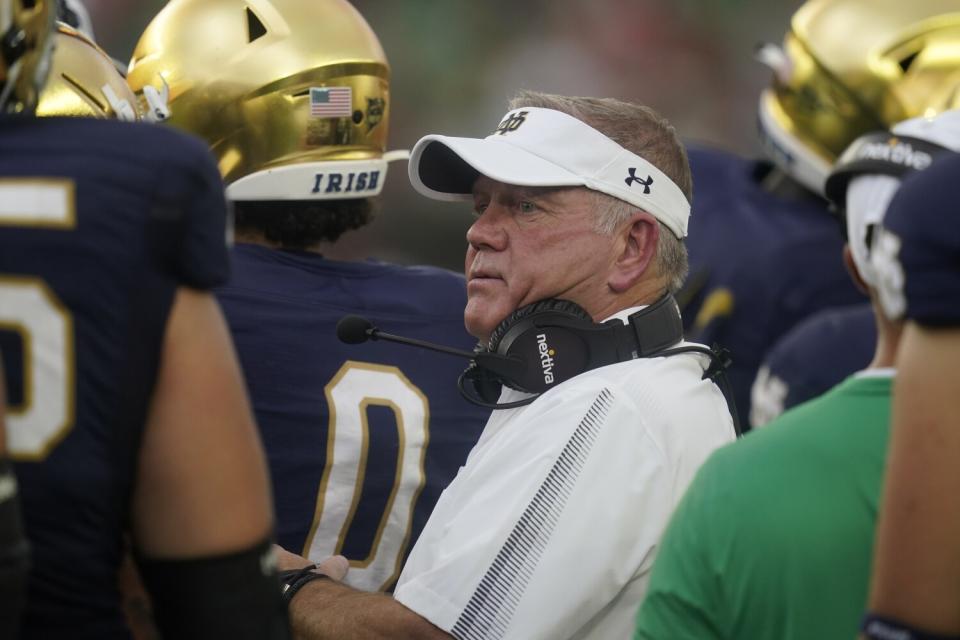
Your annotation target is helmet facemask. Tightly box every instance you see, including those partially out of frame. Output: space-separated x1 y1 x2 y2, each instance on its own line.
1 0 56 114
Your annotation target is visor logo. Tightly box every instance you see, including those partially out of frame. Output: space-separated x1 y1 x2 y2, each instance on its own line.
625 168 653 194
494 111 528 135
536 333 556 384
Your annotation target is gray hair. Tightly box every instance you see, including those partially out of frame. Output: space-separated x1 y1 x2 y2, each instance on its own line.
508 90 691 294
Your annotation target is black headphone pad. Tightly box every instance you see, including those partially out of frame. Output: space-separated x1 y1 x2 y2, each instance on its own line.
457 293 705 412
486 299 593 352
484 299 597 393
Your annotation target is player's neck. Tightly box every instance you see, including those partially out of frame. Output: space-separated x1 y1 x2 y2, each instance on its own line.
869 302 902 370
233 230 324 254
591 277 669 324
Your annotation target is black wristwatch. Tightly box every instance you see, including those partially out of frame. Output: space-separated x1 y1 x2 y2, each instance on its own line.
279 565 329 606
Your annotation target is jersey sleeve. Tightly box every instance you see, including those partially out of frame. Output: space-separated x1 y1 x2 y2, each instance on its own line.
151 133 231 290
394 381 676 639
634 457 726 640
876 152 960 326
693 252 782 427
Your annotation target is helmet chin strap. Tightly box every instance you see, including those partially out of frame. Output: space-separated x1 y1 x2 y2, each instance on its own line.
140 74 170 123
101 83 137 121
754 42 792 86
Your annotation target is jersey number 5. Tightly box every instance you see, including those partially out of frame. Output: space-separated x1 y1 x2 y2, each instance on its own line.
0 179 76 460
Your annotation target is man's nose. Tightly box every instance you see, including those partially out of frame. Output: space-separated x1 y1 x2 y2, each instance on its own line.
466 204 508 251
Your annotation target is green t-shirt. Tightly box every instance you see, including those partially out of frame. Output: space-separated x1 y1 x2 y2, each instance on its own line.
635 373 892 640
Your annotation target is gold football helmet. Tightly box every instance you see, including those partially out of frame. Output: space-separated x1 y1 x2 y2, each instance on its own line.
758 0 960 194
127 0 400 201
0 0 56 114
36 24 138 120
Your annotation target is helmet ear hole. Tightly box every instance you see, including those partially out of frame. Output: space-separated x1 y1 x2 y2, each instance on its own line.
898 50 919 73
246 7 267 43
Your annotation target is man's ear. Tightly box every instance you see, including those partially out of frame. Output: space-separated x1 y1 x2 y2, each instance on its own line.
842 244 870 295
608 211 659 293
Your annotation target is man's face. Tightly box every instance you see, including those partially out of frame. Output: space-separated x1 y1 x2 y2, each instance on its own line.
464 176 619 342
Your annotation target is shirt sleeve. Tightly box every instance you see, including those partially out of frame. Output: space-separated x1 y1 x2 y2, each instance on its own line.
149 133 231 290
394 379 678 640
634 457 726 640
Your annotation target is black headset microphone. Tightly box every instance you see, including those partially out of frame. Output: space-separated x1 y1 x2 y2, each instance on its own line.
336 315 530 403
336 296 741 434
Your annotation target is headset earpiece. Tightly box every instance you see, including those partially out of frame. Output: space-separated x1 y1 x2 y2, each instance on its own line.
487 299 593 353
484 299 596 393
456 294 727 418
459 299 596 408
465 295 688 400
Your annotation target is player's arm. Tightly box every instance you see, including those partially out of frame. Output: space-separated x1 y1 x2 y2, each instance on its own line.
273 546 451 640
866 324 960 635
130 287 287 640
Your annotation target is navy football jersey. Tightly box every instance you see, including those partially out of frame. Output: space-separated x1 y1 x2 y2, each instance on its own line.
0 116 228 638
874 151 960 326
683 145 867 425
217 244 489 592
749 303 876 428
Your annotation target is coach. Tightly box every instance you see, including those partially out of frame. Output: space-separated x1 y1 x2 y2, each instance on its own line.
277 90 736 639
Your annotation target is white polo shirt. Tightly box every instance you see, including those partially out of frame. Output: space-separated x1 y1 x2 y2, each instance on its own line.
393 308 736 639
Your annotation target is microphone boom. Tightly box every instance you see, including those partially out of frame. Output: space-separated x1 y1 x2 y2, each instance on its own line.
337 315 477 359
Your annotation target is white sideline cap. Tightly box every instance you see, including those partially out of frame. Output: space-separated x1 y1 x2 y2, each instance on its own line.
408 107 691 238
845 109 960 288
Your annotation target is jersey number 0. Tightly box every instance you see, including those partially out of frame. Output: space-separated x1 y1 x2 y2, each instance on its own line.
302 361 429 591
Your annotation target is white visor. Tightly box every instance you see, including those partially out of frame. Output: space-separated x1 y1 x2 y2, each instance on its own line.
893 109 960 153
843 109 960 288
408 107 691 238
846 174 900 289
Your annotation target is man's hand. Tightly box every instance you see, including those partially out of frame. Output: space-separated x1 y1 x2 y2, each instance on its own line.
273 545 349 581
273 546 451 639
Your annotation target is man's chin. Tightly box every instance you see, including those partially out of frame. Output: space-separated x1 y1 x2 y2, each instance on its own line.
464 318 491 345
464 305 502 346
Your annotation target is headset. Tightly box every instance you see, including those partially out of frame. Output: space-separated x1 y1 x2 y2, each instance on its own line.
338 293 741 435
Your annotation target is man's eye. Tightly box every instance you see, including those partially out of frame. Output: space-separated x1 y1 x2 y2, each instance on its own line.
473 203 488 216
519 201 536 214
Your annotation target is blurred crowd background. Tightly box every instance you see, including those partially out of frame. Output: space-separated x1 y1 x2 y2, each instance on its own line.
86 0 800 271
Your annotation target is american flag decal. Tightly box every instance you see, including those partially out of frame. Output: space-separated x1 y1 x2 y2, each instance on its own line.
310 86 352 118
